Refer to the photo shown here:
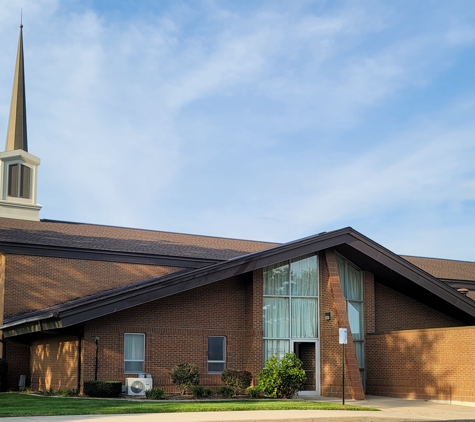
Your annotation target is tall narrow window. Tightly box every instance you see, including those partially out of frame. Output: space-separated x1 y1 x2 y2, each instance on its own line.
124 333 145 373
8 164 19 197
207 336 226 373
8 163 31 199
336 254 365 387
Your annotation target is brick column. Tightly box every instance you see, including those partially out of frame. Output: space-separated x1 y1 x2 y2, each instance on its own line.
325 249 365 400
246 269 263 384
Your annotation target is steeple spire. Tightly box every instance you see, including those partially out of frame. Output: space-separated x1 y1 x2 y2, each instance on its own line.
5 24 28 152
0 23 41 221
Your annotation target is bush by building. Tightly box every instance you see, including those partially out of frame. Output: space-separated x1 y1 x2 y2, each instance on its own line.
170 363 200 395
83 381 122 398
257 353 306 398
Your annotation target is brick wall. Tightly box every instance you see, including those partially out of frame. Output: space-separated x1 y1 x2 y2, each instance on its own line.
245 269 263 384
374 282 462 332
4 255 180 317
366 326 475 402
80 274 256 392
319 250 365 399
30 336 79 391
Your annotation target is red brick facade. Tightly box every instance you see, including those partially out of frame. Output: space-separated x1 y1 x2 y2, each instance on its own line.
320 250 365 400
30 336 79 391
3 255 180 317
366 326 475 402
2 246 474 402
81 275 256 391
374 282 461 332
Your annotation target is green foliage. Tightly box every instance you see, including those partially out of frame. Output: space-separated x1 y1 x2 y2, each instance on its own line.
191 385 211 398
170 363 200 395
37 388 55 396
58 388 79 397
145 387 165 400
217 385 234 398
221 369 252 394
246 386 262 398
83 381 122 398
257 353 306 398
0 358 8 376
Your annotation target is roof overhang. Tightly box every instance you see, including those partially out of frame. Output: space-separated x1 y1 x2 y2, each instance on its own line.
3 227 475 338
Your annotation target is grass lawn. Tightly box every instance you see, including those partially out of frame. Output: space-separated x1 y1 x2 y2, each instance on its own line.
0 393 378 417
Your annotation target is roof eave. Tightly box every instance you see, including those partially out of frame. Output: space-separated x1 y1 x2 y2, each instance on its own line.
3 227 475 337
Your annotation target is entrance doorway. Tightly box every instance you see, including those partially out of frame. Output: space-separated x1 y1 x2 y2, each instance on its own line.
293 342 316 392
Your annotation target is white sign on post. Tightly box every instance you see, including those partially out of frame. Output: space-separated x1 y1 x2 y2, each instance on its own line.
339 328 348 344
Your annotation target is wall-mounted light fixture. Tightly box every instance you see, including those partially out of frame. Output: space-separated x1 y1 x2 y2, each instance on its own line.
325 312 331 321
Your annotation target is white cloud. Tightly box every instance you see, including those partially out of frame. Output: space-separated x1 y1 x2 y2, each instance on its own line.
0 1 474 260
445 24 475 45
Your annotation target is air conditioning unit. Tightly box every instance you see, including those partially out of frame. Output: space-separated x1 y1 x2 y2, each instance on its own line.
126 377 153 396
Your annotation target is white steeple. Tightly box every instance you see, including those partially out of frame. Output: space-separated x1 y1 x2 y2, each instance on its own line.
0 25 41 221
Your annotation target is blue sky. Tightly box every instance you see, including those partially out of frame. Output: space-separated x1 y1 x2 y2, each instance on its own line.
0 0 475 260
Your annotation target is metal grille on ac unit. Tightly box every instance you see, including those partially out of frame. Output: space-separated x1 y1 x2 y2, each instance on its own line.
126 377 153 396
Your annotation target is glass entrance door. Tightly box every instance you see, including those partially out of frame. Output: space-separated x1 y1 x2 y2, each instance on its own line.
293 340 319 394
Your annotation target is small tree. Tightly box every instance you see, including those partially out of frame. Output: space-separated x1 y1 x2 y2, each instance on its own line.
257 352 306 398
170 363 199 395
221 369 252 394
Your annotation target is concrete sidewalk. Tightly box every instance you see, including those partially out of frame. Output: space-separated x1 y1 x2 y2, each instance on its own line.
3 395 475 422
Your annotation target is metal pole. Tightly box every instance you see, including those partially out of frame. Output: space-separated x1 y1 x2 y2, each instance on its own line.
342 342 345 405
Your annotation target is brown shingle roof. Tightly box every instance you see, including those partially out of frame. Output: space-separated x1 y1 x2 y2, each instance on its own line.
4 227 475 335
0 217 278 260
402 256 475 282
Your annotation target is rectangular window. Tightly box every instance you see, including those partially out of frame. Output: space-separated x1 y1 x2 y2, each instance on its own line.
207 336 225 373
124 333 145 373
7 163 31 199
8 164 19 197
20 165 31 198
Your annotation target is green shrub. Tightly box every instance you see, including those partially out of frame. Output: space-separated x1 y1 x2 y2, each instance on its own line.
83 381 122 398
217 385 234 398
0 358 7 377
221 369 252 394
191 385 211 398
145 387 165 400
257 353 306 398
170 363 200 395
246 386 262 398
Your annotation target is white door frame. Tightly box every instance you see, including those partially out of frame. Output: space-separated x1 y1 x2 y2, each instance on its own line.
292 339 320 395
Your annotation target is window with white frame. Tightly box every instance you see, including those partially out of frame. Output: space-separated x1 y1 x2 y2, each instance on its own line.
207 336 226 373
124 333 145 373
263 254 319 362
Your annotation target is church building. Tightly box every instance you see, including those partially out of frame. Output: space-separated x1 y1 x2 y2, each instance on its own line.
1 26 475 402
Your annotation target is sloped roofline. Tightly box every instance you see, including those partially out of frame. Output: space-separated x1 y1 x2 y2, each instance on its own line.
3 227 475 337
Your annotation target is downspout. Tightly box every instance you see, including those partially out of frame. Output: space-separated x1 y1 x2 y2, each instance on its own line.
77 331 83 392
0 338 5 360
94 338 99 381
0 338 5 393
